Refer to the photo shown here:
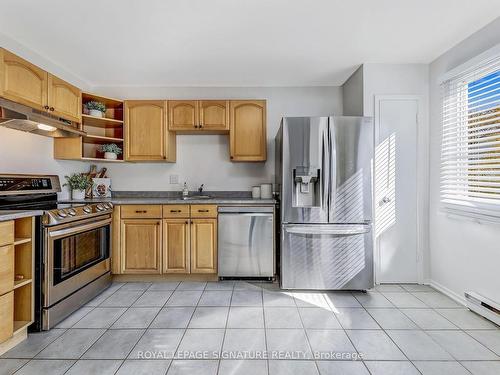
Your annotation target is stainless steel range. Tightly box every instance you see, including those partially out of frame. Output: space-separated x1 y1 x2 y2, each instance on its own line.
0 174 112 330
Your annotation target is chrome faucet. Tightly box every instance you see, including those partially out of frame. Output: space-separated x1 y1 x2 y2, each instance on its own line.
198 184 204 195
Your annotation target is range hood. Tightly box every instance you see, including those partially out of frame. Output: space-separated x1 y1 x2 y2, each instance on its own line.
0 97 86 138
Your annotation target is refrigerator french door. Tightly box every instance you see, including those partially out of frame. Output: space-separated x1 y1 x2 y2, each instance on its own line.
277 116 374 290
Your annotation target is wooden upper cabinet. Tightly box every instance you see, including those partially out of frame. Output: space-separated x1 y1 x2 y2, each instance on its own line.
124 100 176 162
229 100 267 161
121 219 162 274
0 48 47 111
190 218 217 274
199 100 229 131
168 100 198 131
163 219 190 273
47 74 81 122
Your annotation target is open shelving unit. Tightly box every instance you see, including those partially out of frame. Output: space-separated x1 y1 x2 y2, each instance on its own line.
13 217 34 335
54 92 125 162
81 93 124 162
0 216 34 355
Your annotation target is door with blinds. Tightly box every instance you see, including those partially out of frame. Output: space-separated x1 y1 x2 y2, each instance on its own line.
440 59 500 217
375 96 419 283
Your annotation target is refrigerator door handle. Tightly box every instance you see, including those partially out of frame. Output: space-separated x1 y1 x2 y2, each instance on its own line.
284 224 370 236
328 118 337 222
321 123 330 211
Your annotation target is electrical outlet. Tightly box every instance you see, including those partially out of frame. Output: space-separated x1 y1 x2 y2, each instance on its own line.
169 174 179 184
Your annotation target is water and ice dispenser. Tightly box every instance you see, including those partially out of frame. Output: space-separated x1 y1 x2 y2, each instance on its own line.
293 167 320 207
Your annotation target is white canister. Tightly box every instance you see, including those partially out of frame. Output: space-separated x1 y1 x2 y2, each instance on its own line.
72 189 85 200
252 186 261 199
260 183 272 199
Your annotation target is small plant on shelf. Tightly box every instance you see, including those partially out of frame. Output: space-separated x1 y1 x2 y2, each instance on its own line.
63 173 92 200
85 101 107 118
99 143 122 160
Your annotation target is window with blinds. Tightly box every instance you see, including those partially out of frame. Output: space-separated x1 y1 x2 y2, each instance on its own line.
440 55 500 217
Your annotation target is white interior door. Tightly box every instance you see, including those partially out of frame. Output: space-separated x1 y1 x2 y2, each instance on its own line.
375 97 419 283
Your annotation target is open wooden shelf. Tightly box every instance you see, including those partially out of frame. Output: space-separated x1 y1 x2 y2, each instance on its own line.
13 238 31 246
81 157 125 163
13 279 32 290
83 134 124 145
82 114 123 128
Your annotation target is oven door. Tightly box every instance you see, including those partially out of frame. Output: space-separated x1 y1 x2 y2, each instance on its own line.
44 216 111 307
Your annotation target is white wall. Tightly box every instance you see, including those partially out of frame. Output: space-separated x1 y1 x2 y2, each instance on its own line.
0 127 87 199
85 86 342 191
428 18 500 302
342 66 363 116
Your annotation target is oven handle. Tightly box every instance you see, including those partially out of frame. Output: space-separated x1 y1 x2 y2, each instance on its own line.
48 218 112 239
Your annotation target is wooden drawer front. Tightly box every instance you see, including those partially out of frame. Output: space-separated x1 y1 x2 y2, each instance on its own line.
190 205 217 218
0 221 14 247
121 205 162 219
0 245 14 296
163 205 190 218
0 291 14 343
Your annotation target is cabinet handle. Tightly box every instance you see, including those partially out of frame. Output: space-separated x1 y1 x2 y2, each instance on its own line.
44 105 50 110
194 125 199 128
185 221 188 224
49 107 55 111
198 209 209 212
170 210 181 213
199 123 203 128
135 210 147 213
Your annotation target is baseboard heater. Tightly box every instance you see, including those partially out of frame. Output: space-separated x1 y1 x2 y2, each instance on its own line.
464 291 500 326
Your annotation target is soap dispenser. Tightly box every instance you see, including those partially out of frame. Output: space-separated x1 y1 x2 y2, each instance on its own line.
182 182 189 198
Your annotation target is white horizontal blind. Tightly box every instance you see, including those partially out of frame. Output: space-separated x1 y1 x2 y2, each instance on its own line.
440 55 500 216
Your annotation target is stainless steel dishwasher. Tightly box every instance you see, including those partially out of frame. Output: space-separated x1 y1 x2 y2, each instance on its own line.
218 206 275 278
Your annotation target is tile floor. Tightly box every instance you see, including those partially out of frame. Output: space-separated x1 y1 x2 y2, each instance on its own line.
1 281 499 375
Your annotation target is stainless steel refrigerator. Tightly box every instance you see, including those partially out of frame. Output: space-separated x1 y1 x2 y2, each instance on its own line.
276 116 374 290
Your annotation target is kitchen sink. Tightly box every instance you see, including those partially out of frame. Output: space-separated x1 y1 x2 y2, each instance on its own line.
182 195 212 200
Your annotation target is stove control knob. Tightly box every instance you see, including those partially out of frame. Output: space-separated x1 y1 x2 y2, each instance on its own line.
67 208 77 216
83 206 92 213
57 210 67 218
96 204 105 211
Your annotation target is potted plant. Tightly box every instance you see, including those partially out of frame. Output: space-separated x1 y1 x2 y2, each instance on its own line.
85 101 106 118
99 143 122 160
63 173 92 200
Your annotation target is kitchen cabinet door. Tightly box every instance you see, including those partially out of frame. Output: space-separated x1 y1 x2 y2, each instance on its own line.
47 74 81 123
190 219 217 274
0 245 14 296
229 100 267 161
199 100 229 131
168 100 198 131
0 48 47 111
163 219 190 273
121 219 162 274
125 100 176 161
0 291 13 343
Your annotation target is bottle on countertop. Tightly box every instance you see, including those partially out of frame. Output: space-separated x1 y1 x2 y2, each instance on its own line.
182 182 189 197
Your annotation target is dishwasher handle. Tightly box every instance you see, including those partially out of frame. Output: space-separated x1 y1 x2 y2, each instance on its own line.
218 206 274 213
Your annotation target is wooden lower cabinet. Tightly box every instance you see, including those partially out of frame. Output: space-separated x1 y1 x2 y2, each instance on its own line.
121 219 162 274
163 219 190 273
0 245 14 296
0 292 14 343
190 219 217 274
116 205 217 275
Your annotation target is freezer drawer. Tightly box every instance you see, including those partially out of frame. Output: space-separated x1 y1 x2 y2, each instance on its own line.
281 224 373 290
218 208 274 277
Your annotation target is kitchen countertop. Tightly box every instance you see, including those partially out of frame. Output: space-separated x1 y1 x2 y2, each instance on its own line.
59 191 277 205
59 197 276 205
0 210 44 222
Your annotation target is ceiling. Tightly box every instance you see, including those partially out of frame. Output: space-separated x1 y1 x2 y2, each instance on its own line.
1 0 499 87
